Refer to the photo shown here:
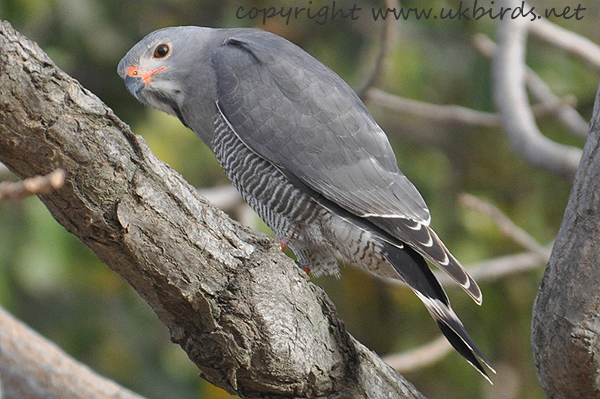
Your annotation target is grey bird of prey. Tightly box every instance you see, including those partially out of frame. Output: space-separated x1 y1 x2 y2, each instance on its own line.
118 26 494 381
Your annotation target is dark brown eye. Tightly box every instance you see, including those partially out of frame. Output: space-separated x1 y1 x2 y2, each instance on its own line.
153 44 170 59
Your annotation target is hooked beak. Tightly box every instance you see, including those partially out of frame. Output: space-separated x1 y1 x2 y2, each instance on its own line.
123 65 167 98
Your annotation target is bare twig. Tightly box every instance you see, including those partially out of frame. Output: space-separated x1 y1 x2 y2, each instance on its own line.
460 193 551 259
366 88 568 128
518 22 592 138
383 335 453 373
357 0 397 99
474 34 589 138
528 16 600 71
525 72 589 138
444 251 547 285
493 0 581 180
0 169 65 201
388 251 546 294
366 88 500 127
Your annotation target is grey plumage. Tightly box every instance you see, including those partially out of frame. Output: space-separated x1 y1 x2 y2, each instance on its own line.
118 26 494 381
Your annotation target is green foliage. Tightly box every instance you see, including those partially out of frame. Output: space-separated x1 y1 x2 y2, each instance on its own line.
1 0 598 397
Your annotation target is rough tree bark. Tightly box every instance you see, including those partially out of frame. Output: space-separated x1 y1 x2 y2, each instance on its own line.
531 83 600 398
0 21 426 399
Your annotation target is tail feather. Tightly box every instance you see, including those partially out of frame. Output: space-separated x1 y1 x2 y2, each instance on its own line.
368 216 482 304
436 316 495 383
382 241 494 381
415 291 495 382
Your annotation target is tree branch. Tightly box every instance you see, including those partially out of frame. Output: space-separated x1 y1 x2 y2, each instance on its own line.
493 0 582 180
474 33 589 139
459 194 551 259
0 307 148 399
365 87 571 130
0 20 426 399
528 16 600 71
365 88 500 127
382 336 452 374
0 168 65 201
357 0 397 99
531 81 600 398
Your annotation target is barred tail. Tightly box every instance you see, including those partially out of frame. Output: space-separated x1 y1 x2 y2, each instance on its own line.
381 241 495 382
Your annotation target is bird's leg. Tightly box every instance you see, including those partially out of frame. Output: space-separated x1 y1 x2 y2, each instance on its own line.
275 222 310 276
274 236 291 253
275 222 301 252
293 261 312 275
275 222 311 274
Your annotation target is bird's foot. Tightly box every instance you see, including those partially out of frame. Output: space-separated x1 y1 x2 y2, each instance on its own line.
275 237 292 252
275 222 301 252
293 261 312 275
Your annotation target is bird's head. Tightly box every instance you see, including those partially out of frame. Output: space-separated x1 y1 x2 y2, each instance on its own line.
117 27 209 119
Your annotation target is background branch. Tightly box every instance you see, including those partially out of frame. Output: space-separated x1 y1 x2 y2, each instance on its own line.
357 0 397 98
365 81 575 130
0 20 426 399
528 16 600 71
0 306 147 399
459 194 551 259
0 169 65 201
493 0 582 180
366 88 500 127
383 336 452 374
474 33 589 138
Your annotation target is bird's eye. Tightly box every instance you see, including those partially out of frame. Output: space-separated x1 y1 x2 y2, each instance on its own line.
153 44 170 59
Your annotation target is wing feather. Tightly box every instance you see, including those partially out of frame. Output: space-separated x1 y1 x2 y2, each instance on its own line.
210 31 481 302
210 31 429 224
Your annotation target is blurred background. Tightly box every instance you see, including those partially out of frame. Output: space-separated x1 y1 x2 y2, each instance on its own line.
0 0 599 398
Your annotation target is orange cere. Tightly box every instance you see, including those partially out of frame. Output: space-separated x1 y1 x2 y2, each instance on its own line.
125 65 167 84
